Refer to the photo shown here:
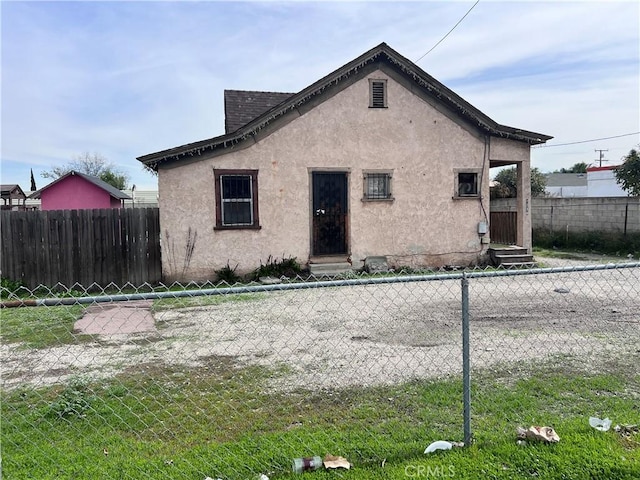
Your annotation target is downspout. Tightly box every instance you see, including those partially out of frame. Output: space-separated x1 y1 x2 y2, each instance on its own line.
477 136 491 261
478 135 490 224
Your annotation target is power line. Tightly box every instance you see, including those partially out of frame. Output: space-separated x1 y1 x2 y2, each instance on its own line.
533 132 640 148
415 0 480 63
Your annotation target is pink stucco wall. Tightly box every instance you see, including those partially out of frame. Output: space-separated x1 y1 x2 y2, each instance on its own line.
40 175 122 210
157 68 533 281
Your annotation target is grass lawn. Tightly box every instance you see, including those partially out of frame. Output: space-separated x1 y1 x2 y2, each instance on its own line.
2 355 638 479
531 246 637 262
2 290 638 479
0 304 89 349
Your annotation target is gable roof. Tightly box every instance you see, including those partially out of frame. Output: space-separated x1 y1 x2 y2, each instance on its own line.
138 42 552 171
225 90 295 134
1 184 27 198
28 171 131 200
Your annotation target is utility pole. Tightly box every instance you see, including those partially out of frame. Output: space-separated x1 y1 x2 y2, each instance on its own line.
594 149 609 167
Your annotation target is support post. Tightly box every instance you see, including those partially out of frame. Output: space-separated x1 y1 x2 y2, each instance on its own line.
462 272 472 446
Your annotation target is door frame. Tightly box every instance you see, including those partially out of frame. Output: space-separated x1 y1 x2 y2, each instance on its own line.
309 168 350 257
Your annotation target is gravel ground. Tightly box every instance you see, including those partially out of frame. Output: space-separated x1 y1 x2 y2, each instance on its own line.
2 257 639 391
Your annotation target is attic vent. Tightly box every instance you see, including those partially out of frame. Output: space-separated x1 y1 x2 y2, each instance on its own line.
369 79 387 108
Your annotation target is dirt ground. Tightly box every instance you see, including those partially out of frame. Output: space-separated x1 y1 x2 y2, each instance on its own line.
2 259 639 391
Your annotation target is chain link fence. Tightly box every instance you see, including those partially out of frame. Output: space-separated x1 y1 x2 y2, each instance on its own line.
2 262 639 479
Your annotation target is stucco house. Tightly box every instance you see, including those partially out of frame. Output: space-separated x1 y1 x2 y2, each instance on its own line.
139 43 551 281
29 171 131 211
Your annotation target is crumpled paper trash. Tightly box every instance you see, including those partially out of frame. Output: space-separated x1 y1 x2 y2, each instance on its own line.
517 426 560 443
589 416 612 431
323 454 350 469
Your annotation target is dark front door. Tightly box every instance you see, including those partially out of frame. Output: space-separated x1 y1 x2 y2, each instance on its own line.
312 172 348 256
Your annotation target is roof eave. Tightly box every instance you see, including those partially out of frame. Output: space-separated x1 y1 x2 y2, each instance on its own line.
138 42 553 169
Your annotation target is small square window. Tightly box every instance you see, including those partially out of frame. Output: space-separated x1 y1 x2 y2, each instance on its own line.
456 171 479 198
363 171 393 201
369 79 387 108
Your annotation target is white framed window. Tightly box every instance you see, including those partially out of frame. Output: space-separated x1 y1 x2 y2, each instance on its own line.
363 170 393 201
369 79 387 108
214 169 260 229
454 169 480 198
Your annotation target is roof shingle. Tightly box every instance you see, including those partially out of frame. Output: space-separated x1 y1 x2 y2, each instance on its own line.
224 90 295 133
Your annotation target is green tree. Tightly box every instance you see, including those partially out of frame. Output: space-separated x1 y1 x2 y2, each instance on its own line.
98 170 129 190
556 162 589 174
492 167 547 198
614 148 640 196
41 152 130 190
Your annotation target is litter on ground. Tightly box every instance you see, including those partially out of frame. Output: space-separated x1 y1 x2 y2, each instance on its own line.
516 426 560 443
589 416 612 431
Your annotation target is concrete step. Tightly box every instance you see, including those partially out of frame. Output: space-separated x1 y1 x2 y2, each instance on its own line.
489 246 529 256
309 262 353 277
309 256 350 264
489 246 533 267
494 254 535 264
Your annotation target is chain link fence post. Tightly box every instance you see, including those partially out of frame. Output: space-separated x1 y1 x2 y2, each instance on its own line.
462 272 472 446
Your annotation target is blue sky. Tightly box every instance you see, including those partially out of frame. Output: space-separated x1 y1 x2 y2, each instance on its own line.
2 0 639 190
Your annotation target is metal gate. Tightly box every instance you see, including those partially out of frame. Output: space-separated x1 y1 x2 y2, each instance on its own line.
312 172 348 255
490 211 517 245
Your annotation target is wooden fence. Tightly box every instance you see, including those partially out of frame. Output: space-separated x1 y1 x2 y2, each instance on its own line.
1 208 161 289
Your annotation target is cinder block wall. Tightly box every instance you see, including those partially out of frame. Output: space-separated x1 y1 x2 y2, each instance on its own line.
491 197 640 233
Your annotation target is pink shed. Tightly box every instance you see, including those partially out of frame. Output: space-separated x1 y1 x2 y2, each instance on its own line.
29 171 130 211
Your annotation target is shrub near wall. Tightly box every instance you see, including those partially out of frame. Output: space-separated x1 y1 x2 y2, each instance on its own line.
533 229 640 258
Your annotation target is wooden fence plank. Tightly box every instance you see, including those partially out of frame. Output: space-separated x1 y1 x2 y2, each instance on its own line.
0 208 161 289
69 210 81 287
148 208 162 284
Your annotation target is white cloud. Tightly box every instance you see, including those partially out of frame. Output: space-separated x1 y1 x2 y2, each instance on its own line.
1 1 638 189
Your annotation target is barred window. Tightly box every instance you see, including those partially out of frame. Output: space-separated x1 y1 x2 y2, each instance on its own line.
363 171 393 201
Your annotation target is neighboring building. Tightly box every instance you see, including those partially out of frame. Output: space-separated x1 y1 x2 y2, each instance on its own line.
586 165 628 197
1 184 27 210
545 173 588 197
544 165 629 197
24 193 42 211
122 189 159 209
138 42 551 281
29 171 131 210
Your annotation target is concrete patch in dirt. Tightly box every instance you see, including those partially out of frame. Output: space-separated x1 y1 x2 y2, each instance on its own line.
74 301 156 335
